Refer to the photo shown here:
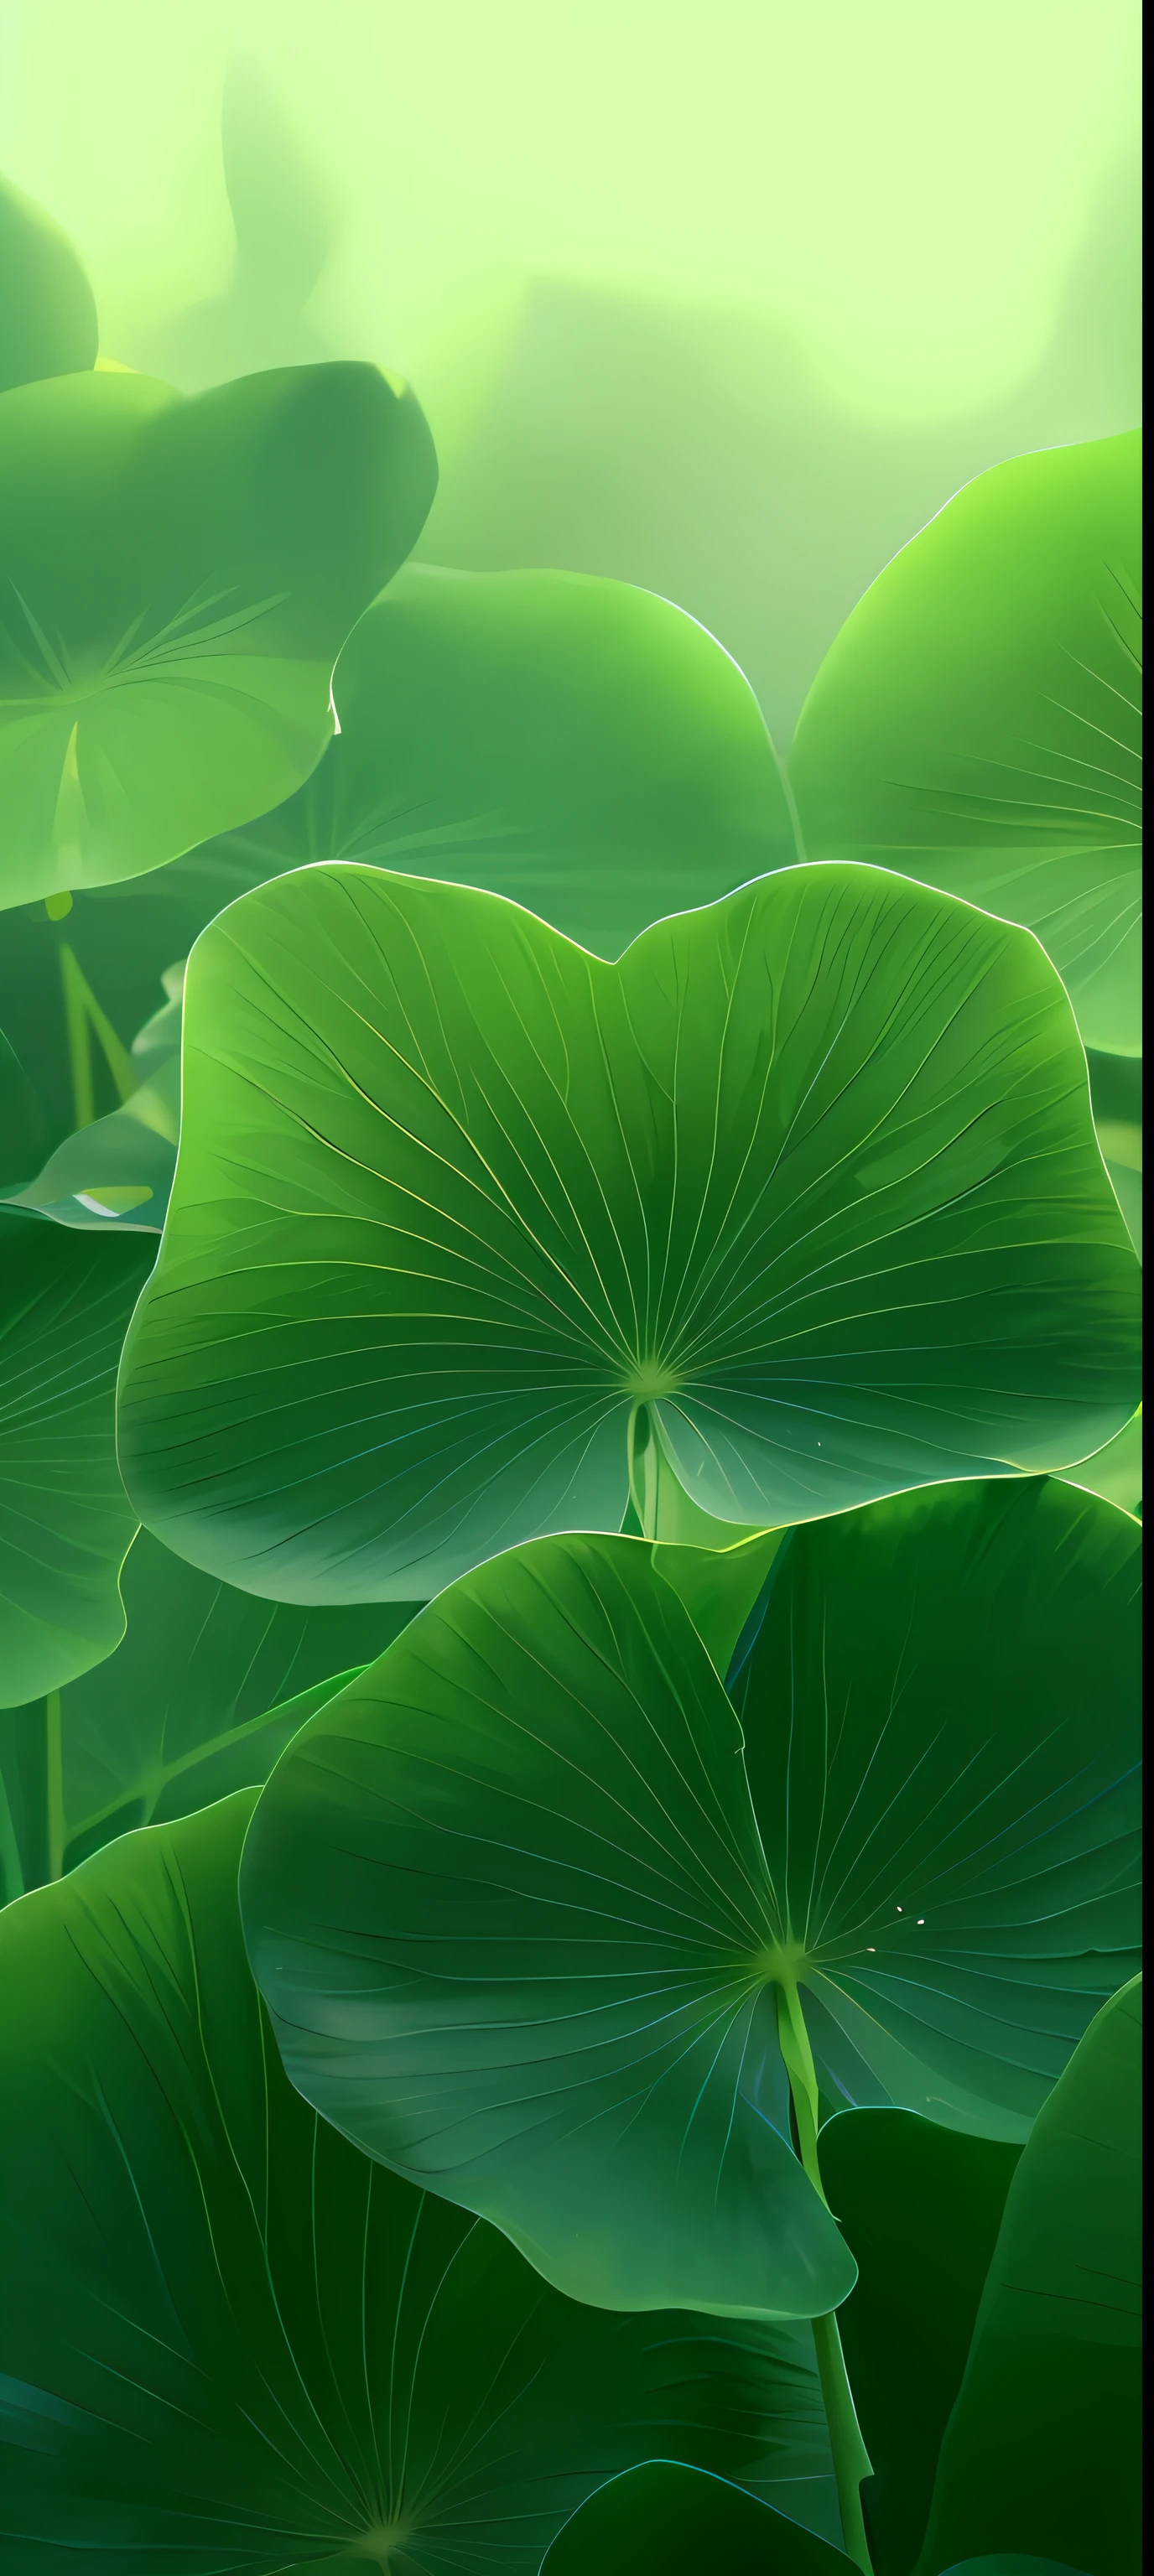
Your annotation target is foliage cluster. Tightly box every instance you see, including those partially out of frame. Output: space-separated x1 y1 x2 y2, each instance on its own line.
0 156 1142 2576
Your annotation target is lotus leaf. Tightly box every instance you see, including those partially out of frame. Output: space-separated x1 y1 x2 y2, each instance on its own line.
117 863 1141 1600
0 1790 840 2573
0 361 436 909
239 1478 1140 2324
195 561 798 954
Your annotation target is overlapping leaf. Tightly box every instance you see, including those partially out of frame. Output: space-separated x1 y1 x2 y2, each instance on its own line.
789 433 1142 1057
196 562 798 953
0 1217 153 1706
0 361 436 909
0 1790 840 2573
118 862 1140 1601
240 1479 1140 2323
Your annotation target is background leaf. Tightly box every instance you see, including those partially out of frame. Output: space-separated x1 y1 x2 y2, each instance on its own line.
540 2461 852 2574
819 2111 1021 2576
789 433 1142 1056
196 562 798 955
0 1524 417 1901
0 361 436 909
117 862 1140 1601
0 1216 153 1706
0 964 184 1232
916 1978 1142 2576
0 1790 843 2573
0 172 97 396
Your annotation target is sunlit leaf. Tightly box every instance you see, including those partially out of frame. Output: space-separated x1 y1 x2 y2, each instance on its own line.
0 361 436 910
0 1216 153 1706
790 434 1142 1055
198 561 798 954
117 862 1140 1601
917 1978 1142 2576
0 1791 840 2572
239 1480 1140 2323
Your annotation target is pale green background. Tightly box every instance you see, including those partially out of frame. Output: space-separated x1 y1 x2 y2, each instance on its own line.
1 0 1141 739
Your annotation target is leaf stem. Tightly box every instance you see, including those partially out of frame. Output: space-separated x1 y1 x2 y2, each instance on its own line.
59 943 135 1131
44 1691 66 1883
812 2311 874 2575
627 1403 658 1539
777 1979 873 2572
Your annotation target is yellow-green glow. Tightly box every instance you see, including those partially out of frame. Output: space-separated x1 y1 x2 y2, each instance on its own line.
1 0 1140 421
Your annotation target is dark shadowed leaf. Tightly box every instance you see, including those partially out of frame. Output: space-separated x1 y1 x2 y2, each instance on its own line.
541 2461 852 2574
916 1978 1141 2576
239 1482 1139 2322
0 361 435 910
0 1791 841 2573
0 173 97 395
790 434 1142 1055
0 1216 153 1706
117 862 1140 1602
818 2111 1021 2576
197 562 798 954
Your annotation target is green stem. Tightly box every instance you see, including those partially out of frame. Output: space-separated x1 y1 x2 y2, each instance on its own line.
44 1691 66 1883
59 943 135 1130
777 1980 873 2573
0 1768 24 1903
627 1403 658 1539
812 2312 874 2575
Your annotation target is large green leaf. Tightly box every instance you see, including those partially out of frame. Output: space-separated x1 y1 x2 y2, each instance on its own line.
541 2462 851 2574
117 862 1140 1602
0 1216 153 1706
0 1524 416 1901
916 1977 1142 2576
196 561 798 954
0 1790 841 2573
789 434 1142 1055
0 173 97 395
239 1481 1140 2324
0 362 436 910
819 2112 1021 2576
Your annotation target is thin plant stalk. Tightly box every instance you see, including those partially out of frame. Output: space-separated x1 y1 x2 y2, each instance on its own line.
777 1979 874 2573
59 943 135 1131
